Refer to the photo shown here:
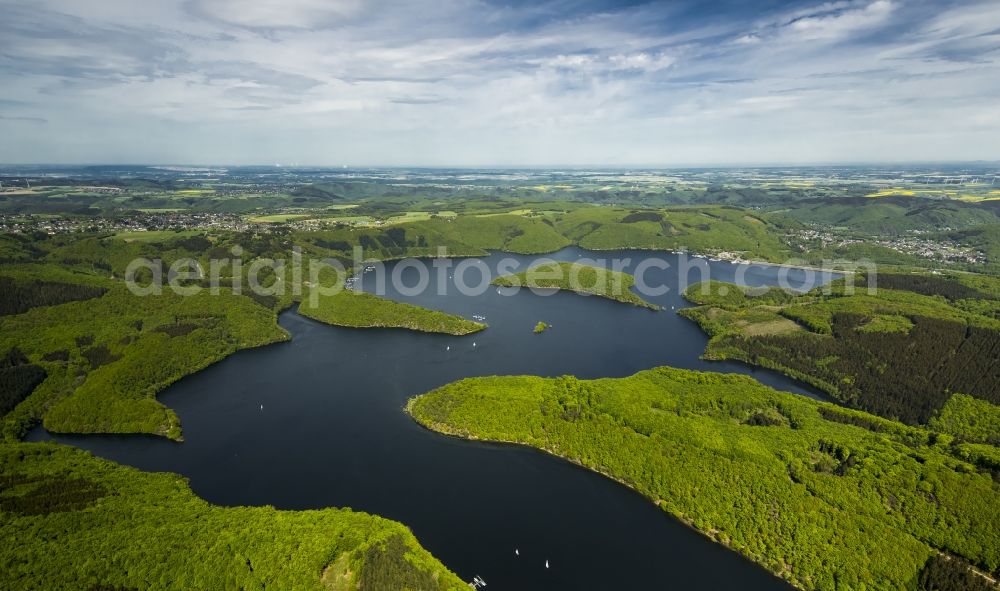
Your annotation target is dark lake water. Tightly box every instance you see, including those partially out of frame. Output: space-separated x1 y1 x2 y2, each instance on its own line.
30 247 836 590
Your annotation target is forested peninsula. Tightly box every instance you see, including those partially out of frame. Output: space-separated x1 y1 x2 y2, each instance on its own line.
679 273 1000 428
299 288 485 335
0 442 465 590
408 367 1000 590
492 261 659 309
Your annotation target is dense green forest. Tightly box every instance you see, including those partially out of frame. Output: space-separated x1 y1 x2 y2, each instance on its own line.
0 442 465 590
551 206 786 259
492 261 659 309
928 394 1000 445
771 195 1000 235
736 313 999 424
2 194 999 590
917 555 997 591
299 288 485 335
0 283 289 441
0 349 45 418
0 276 107 316
408 367 1000 590
0 277 482 439
681 274 1000 426
0 235 485 440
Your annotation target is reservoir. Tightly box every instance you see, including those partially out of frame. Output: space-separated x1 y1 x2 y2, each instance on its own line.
31 248 835 590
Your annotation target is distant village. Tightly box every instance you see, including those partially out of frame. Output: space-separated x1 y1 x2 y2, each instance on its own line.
0 210 390 236
784 228 986 264
2 211 988 267
0 212 264 236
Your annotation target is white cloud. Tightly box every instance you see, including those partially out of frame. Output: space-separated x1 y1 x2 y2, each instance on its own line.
546 52 674 73
0 0 997 165
191 0 364 29
785 0 895 40
734 0 897 44
608 52 675 72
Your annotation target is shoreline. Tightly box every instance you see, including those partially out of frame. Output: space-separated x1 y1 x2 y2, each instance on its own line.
522 243 849 275
404 401 803 591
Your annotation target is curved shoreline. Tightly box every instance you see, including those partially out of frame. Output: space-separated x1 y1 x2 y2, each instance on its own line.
403 365 999 589
404 401 801 590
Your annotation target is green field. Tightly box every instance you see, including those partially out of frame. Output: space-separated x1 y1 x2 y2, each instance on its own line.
114 230 204 242
247 213 312 223
384 211 435 224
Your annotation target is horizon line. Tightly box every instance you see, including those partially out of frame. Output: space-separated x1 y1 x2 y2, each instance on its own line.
1 160 999 170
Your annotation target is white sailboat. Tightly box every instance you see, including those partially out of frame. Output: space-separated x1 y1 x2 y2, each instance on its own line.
545 560 549 569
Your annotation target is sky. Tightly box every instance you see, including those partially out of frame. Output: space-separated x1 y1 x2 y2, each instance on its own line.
1 0 998 166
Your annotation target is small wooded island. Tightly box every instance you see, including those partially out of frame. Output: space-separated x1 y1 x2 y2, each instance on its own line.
492 261 660 310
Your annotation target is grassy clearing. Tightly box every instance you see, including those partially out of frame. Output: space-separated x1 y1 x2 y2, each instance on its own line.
384 211 435 224
856 314 914 334
248 213 312 223
955 194 1000 203
475 208 533 217
113 230 202 243
866 189 916 198
325 215 376 226
741 317 803 336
